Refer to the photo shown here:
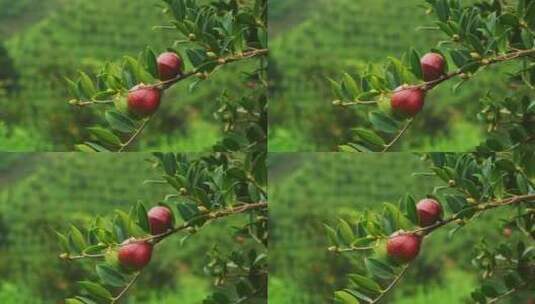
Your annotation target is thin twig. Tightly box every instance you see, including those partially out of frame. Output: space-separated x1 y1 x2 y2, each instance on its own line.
486 284 525 304
371 265 410 304
382 118 414 152
118 116 152 152
60 201 269 260
411 193 535 235
111 272 141 303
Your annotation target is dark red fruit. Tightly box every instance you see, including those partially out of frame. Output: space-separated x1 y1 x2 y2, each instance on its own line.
148 206 173 235
421 52 445 82
391 86 426 117
127 86 161 118
416 198 443 227
386 233 422 264
118 241 153 271
157 52 183 81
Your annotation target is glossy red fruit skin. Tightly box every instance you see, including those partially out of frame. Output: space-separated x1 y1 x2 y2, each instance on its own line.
127 86 161 118
157 52 183 81
421 53 445 82
118 242 153 271
148 206 173 235
387 233 422 264
416 198 443 227
391 87 426 117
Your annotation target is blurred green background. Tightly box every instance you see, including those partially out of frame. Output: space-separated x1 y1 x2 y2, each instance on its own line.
0 153 251 303
0 0 251 151
268 0 514 152
268 153 530 303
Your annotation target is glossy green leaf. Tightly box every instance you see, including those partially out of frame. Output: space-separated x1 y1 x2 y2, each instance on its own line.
77 281 112 300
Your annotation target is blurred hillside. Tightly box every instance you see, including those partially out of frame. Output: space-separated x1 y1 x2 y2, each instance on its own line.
268 0 512 151
0 0 249 151
268 153 528 303
0 153 251 303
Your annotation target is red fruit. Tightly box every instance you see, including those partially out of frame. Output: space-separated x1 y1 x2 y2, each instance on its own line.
148 206 173 235
127 86 161 118
118 241 153 271
391 86 426 117
157 52 183 81
386 233 422 263
421 52 445 82
416 198 443 227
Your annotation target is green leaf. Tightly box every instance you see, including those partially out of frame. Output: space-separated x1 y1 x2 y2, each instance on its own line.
369 111 400 134
334 290 360 304
161 153 177 176
481 284 499 297
450 50 468 69
56 231 70 253
77 281 112 300
79 72 97 98
65 78 81 99
409 49 423 79
324 224 338 246
402 194 418 225
337 219 354 245
343 289 373 303
445 195 467 213
96 264 127 288
105 111 137 134
365 258 395 280
136 202 150 233
65 299 85 304
328 78 345 101
80 142 111 152
348 274 381 293
353 128 386 147
87 127 122 147
145 47 159 78
70 225 87 252
176 201 200 222
342 73 360 98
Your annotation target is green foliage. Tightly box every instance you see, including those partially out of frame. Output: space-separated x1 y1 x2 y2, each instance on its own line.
58 152 267 303
0 283 43 304
327 0 535 153
0 0 266 150
0 121 49 151
269 0 535 152
63 0 267 152
326 152 535 304
270 153 534 303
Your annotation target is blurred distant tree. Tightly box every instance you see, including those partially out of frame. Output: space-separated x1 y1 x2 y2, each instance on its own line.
66 0 267 153
0 42 19 93
331 0 535 159
58 152 267 303
326 152 535 304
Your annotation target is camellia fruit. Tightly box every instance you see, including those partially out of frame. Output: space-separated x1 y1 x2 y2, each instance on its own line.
157 52 183 81
118 241 153 271
416 198 443 227
148 206 173 235
386 233 422 264
420 52 446 82
127 85 162 118
391 86 426 117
